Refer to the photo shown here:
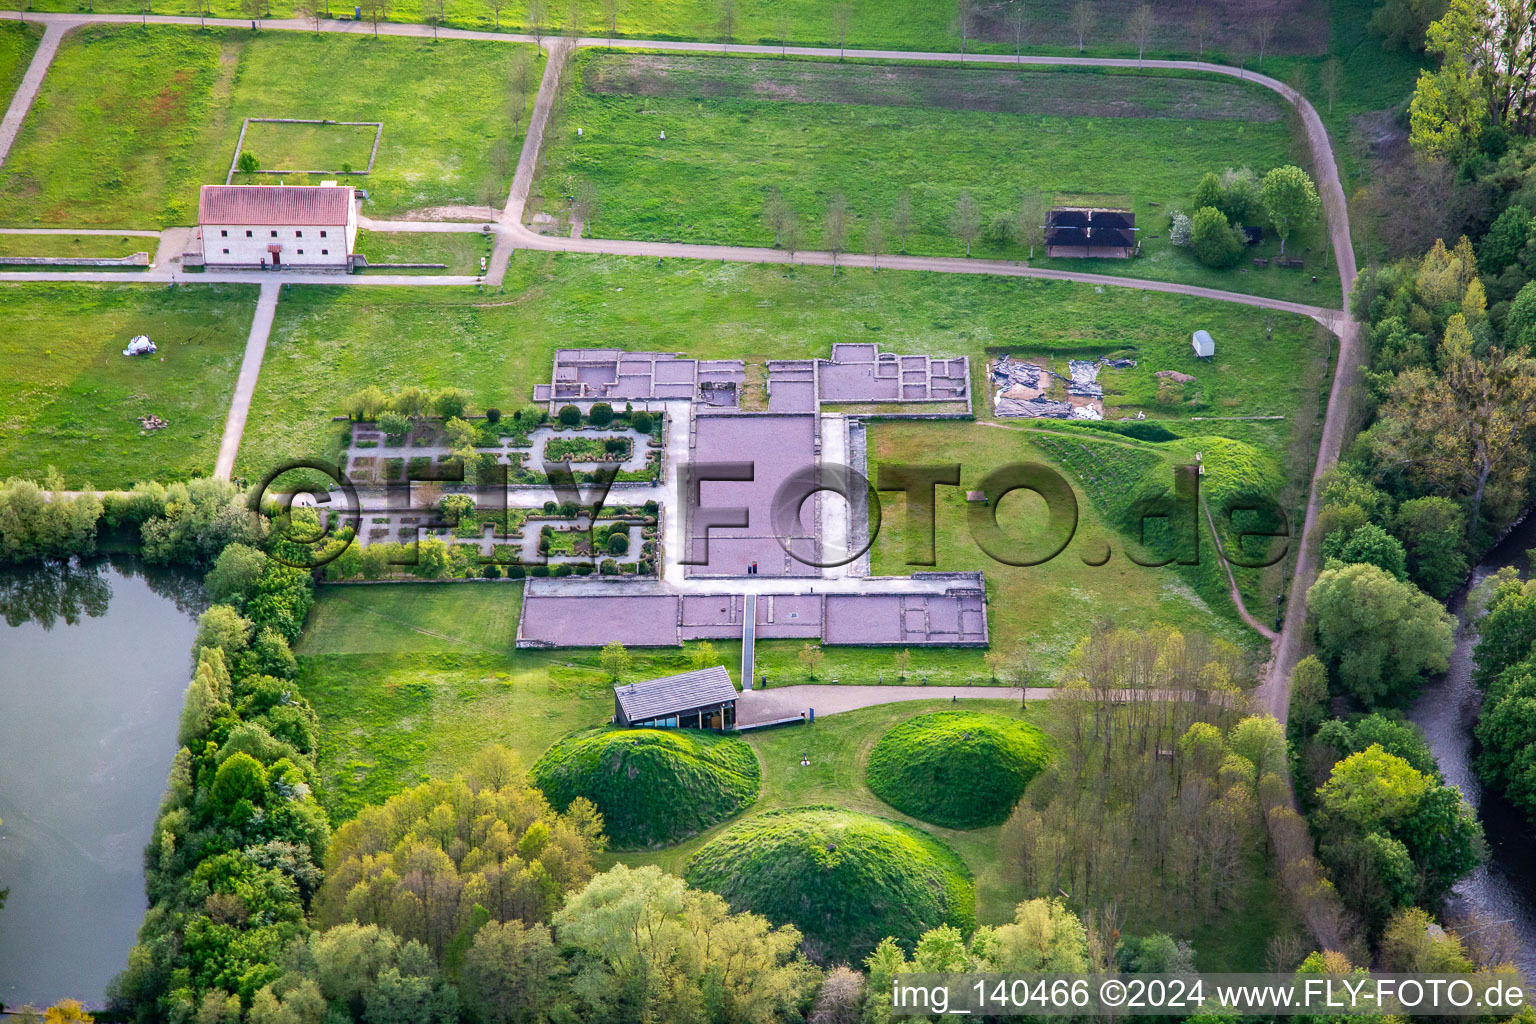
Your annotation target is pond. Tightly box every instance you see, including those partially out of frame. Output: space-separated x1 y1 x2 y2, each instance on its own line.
0 558 202 1009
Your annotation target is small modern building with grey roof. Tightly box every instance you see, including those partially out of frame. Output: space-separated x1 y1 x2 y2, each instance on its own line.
613 665 738 730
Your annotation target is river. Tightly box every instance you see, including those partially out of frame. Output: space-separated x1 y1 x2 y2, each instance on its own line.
0 558 202 1009
1409 518 1536 977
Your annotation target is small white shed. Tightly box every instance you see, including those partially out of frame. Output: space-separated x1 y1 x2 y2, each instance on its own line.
1192 330 1215 359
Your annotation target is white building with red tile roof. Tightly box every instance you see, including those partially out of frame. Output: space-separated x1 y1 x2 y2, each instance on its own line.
197 183 356 270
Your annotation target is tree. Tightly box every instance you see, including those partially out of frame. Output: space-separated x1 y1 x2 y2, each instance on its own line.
378 410 412 440
798 643 825 679
956 0 973 56
1322 522 1409 580
241 0 264 26
717 0 735 50
236 151 260 175
558 404 582 426
1127 4 1154 66
831 1 851 58
528 0 546 45
204 543 268 608
1006 1 1026 62
1320 58 1342 113
1015 193 1046 258
565 0 582 36
487 0 507 29
1190 5 1212 55
600 640 632 680
1306 563 1456 704
1260 166 1320 256
602 0 618 41
319 769 604 955
808 966 864 1024
42 1001 93 1024
554 865 814 1024
1254 15 1277 66
893 647 912 679
1507 281 1536 351
425 0 444 38
1189 206 1245 267
296 0 323 32
892 192 913 254
1370 0 1447 50
1289 655 1330 736
1393 497 1468 598
459 921 564 1024
781 211 801 264
857 213 882 271
762 188 789 247
824 191 849 275
1229 715 1288 780
951 192 981 256
360 0 385 36
689 641 718 670
1070 0 1092 52
775 1 790 55
570 179 599 237
1372 326 1536 531
987 899 1091 971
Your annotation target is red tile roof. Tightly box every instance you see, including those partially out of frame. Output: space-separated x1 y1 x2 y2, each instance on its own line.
198 185 352 226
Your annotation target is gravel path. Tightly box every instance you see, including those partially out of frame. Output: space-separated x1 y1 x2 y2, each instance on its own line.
213 280 279 481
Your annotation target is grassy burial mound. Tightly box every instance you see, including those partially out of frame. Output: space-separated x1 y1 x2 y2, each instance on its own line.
684 806 975 963
865 711 1050 828
530 727 760 849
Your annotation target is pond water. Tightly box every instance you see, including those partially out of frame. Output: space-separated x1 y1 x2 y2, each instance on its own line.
0 558 202 1009
1410 518 1536 977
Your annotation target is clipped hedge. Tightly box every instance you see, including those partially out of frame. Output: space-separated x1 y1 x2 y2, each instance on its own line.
865 710 1049 828
531 728 760 849
684 806 974 964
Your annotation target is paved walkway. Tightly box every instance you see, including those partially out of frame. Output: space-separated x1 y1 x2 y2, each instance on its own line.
0 21 64 167
733 683 1231 726
213 280 279 481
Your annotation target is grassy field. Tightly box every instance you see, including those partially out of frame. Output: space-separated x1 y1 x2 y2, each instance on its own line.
354 229 495 274
0 26 542 229
234 252 1326 480
532 52 1337 305
14 0 1332 58
0 21 42 112
0 232 152 259
0 283 258 487
232 119 380 175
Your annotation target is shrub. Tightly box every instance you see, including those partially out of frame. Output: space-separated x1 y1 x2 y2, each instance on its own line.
431 387 471 419
506 564 527 579
684 807 975 964
554 563 573 577
604 437 627 454
1189 206 1245 268
599 558 618 575
606 532 630 555
377 411 412 440
588 402 613 426
866 711 1050 828
485 407 502 423
531 728 761 848
631 410 654 434
558 405 582 427
1169 211 1193 247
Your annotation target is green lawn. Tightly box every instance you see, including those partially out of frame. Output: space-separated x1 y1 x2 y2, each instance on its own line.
233 119 380 175
294 582 1288 966
354 229 495 274
0 283 258 487
0 232 151 259
0 26 542 229
533 52 1337 305
0 21 42 112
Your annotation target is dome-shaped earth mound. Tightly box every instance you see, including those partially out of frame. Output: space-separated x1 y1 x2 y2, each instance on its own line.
866 710 1049 828
530 728 760 849
684 806 974 963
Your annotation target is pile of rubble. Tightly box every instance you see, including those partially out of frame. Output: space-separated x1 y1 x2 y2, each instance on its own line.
139 414 169 431
991 354 1135 421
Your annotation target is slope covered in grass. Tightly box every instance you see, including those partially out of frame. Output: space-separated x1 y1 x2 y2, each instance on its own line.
865 711 1049 828
684 806 974 963
531 727 760 849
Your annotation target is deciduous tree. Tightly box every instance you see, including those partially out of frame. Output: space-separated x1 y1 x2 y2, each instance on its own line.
1259 166 1320 255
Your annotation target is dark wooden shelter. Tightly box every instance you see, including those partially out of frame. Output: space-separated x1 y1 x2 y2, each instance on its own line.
613 665 738 730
